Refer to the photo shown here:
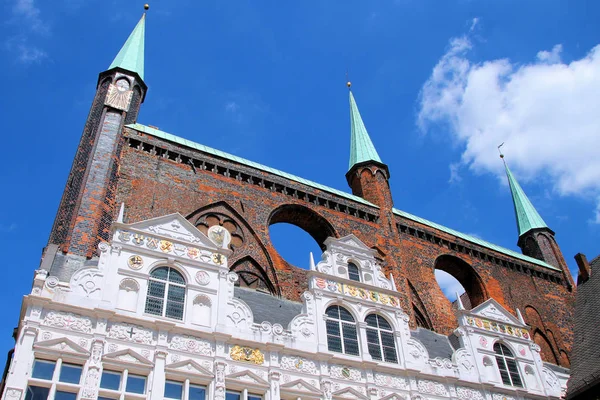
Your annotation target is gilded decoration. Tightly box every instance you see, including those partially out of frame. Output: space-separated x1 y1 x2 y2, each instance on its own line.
127 255 143 270
229 345 264 365
313 277 401 308
466 316 530 339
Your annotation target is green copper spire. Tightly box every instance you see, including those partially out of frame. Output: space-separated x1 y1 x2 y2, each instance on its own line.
504 161 548 236
348 90 383 170
108 13 146 80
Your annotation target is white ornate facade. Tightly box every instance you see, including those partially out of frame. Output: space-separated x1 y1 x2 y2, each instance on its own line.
1 213 568 400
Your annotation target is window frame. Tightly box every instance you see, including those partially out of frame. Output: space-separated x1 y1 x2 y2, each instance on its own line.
493 342 524 388
364 313 398 364
27 358 84 400
163 378 208 400
324 305 361 357
347 262 361 282
144 266 187 321
98 367 149 400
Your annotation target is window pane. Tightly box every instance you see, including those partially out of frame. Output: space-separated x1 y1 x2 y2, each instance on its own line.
145 296 164 316
325 306 339 318
59 364 82 384
25 386 50 400
325 320 340 336
168 285 185 302
338 307 354 322
327 334 343 353
166 300 184 320
377 316 392 330
151 267 169 280
367 341 382 361
100 371 121 390
365 314 378 327
54 392 77 400
225 392 241 400
148 280 166 297
344 338 360 356
168 269 185 284
366 328 380 344
98 397 116 400
188 385 206 400
248 396 262 400
31 360 55 380
164 381 183 399
126 374 146 394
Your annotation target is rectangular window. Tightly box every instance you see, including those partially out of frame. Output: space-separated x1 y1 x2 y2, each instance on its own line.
59 364 83 384
248 395 262 400
126 374 146 394
100 371 121 391
98 397 117 400
188 384 206 400
31 360 56 380
164 381 183 400
225 392 241 400
25 386 50 400
54 392 77 400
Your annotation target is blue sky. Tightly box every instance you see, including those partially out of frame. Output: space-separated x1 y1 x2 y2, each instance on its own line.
1 0 599 356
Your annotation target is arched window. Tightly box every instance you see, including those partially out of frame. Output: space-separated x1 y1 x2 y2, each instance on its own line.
493 343 523 387
145 267 186 320
365 314 398 363
325 306 359 356
347 262 360 282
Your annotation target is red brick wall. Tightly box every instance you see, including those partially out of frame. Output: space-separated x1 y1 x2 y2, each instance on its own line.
110 127 574 366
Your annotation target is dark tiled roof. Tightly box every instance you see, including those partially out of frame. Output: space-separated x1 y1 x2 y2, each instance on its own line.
233 287 303 328
411 328 454 359
567 254 600 398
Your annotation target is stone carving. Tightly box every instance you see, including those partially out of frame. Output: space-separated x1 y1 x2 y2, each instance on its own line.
90 340 103 366
456 386 485 400
466 316 530 339
214 362 226 400
195 271 210 285
43 311 92 333
4 388 22 400
454 349 475 374
107 322 153 344
169 335 212 356
229 345 264 365
80 368 100 399
227 298 253 328
41 331 52 340
127 255 144 270
321 380 332 400
107 344 118 353
406 338 428 361
492 394 516 400
330 365 362 381
374 373 408 389
417 380 448 396
477 303 514 323
280 356 318 375
45 276 60 289
31 306 42 318
71 269 103 298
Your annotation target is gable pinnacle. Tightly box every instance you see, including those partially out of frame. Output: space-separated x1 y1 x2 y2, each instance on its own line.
348 88 383 171
502 156 549 237
108 12 146 80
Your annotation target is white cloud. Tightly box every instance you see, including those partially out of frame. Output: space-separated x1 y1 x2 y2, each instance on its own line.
12 0 48 34
448 162 462 183
418 31 600 221
4 36 47 64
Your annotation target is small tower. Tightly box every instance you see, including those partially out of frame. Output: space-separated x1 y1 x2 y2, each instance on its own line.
503 158 574 289
345 84 393 210
47 10 148 264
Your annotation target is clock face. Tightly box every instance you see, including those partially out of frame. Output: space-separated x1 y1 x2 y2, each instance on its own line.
115 78 130 92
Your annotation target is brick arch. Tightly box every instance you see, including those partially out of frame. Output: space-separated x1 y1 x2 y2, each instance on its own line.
434 254 488 308
524 305 563 365
407 279 433 330
533 329 559 365
230 256 278 295
187 201 281 296
268 204 338 250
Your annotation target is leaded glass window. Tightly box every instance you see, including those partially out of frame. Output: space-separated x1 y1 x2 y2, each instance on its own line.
348 262 360 282
494 342 523 387
145 267 186 320
365 314 398 363
325 305 360 356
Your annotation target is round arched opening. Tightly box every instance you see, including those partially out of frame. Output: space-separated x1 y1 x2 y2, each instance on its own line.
434 270 467 306
434 255 487 309
268 205 336 269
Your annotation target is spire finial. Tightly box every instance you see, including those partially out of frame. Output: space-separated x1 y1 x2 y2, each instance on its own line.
498 142 505 160
144 3 149 10
346 70 352 90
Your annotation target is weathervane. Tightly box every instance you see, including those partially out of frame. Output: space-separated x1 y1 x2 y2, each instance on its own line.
497 142 505 159
346 70 351 90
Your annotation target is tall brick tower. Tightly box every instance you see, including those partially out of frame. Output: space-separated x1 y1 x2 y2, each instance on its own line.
503 159 575 290
46 13 148 276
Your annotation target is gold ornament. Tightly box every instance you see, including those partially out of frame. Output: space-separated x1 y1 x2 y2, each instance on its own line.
230 345 264 365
